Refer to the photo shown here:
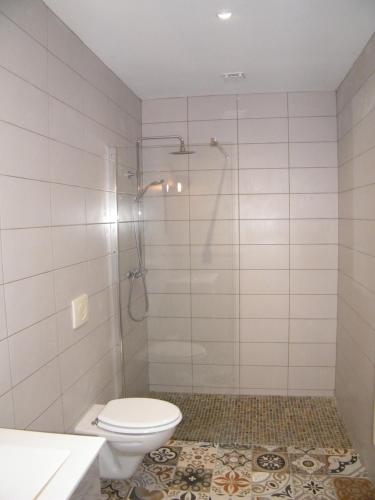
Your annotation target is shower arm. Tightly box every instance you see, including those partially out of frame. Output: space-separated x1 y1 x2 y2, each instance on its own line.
136 135 186 147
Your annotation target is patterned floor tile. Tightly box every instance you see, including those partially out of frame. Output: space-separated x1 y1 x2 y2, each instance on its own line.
144 446 182 466
167 465 212 499
333 477 375 499
211 465 252 498
292 474 337 499
326 449 367 477
176 443 218 470
128 486 168 500
215 446 252 471
251 471 293 498
253 447 289 473
290 453 328 475
101 479 132 499
131 464 176 490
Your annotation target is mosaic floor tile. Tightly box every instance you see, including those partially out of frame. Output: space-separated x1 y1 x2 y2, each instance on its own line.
333 477 375 499
292 474 337 499
150 393 351 448
251 471 293 498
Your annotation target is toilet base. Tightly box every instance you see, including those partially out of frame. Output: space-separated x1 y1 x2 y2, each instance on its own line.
99 441 144 479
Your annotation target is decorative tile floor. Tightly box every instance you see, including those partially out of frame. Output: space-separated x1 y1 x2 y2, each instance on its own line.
100 440 375 499
149 393 351 448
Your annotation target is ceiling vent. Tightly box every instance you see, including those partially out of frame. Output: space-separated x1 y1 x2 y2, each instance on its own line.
222 72 245 80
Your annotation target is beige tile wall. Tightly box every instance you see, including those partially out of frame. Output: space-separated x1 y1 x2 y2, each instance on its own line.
142 91 338 395
336 33 375 479
0 1 144 432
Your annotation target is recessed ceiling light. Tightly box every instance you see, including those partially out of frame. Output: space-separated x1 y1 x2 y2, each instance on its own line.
217 10 232 20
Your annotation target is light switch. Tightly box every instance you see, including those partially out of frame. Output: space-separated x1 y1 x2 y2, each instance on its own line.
72 294 89 330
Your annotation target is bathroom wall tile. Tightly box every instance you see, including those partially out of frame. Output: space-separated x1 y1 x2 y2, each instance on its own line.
85 190 116 224
189 169 238 195
0 390 15 428
240 319 289 343
147 317 191 341
290 270 338 294
288 91 336 117
290 220 338 244
143 196 189 221
238 118 288 143
289 117 337 142
0 66 48 134
190 245 239 270
289 343 336 367
0 177 51 229
143 171 189 196
149 362 192 387
239 169 289 194
190 195 238 220
239 143 289 169
290 245 338 269
142 97 187 123
240 295 289 318
241 270 289 294
1 227 53 282
142 122 187 145
240 342 288 366
27 398 64 433
54 262 89 311
191 270 239 294
288 366 335 390
51 184 86 226
13 359 61 429
188 95 237 120
290 294 337 319
0 121 49 181
0 339 11 396
188 119 237 144
290 193 338 218
240 245 289 269
289 142 337 168
87 255 113 295
5 273 55 335
52 226 87 269
49 97 85 150
192 318 239 342
148 293 191 317
240 366 288 389
48 53 84 111
148 340 191 364
193 364 238 388
290 168 337 193
0 0 48 45
190 220 239 245
240 220 289 244
192 294 239 318
188 144 238 170
0 286 7 341
8 316 58 385
240 194 289 219
144 220 189 245
290 319 337 343
48 140 87 187
141 146 189 172
238 93 287 118
147 270 190 294
146 245 190 269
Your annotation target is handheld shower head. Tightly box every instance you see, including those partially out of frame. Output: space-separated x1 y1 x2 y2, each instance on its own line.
135 180 164 201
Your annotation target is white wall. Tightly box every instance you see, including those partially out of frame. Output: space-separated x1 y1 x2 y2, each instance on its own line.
336 32 375 479
142 92 338 395
0 0 143 432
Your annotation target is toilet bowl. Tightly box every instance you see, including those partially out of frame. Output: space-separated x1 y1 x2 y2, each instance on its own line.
74 398 182 479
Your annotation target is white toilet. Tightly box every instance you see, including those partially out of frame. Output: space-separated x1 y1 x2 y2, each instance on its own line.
75 398 182 479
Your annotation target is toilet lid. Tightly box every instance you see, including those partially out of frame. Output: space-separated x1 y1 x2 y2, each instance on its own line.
97 398 182 431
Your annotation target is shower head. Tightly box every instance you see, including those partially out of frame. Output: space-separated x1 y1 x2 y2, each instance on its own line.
135 180 164 201
169 139 195 155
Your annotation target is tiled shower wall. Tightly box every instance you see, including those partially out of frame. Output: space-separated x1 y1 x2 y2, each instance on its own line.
336 33 375 478
0 1 143 433
142 92 338 395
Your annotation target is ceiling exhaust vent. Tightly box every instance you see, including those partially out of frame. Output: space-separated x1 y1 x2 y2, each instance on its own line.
222 72 245 80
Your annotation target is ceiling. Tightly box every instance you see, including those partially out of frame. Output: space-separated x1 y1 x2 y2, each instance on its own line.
44 0 375 99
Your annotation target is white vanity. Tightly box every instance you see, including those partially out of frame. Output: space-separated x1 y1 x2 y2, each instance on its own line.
0 428 105 500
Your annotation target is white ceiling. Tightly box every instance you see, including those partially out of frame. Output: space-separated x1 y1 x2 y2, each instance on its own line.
44 0 375 99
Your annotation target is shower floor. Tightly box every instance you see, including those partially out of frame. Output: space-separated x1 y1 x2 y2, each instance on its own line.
150 392 351 448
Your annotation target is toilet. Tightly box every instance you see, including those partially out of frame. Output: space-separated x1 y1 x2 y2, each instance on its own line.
75 398 182 479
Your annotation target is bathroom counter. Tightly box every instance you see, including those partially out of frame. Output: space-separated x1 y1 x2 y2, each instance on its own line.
0 428 105 500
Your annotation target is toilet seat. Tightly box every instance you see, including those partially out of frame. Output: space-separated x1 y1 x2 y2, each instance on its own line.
96 398 182 435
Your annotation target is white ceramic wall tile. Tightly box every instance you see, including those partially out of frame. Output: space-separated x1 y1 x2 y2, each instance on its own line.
240 366 288 389
190 220 238 245
142 122 187 145
289 142 337 168
289 343 336 367
290 245 338 269
191 270 239 295
239 169 289 194
238 93 287 119
240 245 289 269
290 319 337 343
188 119 237 144
0 390 15 428
290 193 338 219
189 170 238 195
188 95 237 120
54 262 88 311
193 365 238 388
1 228 53 282
240 220 289 244
240 342 288 366
0 0 48 45
191 294 239 319
241 270 289 294
240 194 289 219
289 117 337 142
147 317 191 341
0 339 11 396
188 144 238 170
290 220 338 244
142 98 187 123
192 318 239 342
239 143 289 169
288 92 336 117
240 319 289 342
290 168 337 193
238 118 288 143
190 195 238 220
190 245 239 270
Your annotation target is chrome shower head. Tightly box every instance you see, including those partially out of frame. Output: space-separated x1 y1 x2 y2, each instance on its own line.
135 180 164 201
169 140 195 155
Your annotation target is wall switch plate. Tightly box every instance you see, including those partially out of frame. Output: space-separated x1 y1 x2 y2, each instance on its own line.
72 294 89 330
